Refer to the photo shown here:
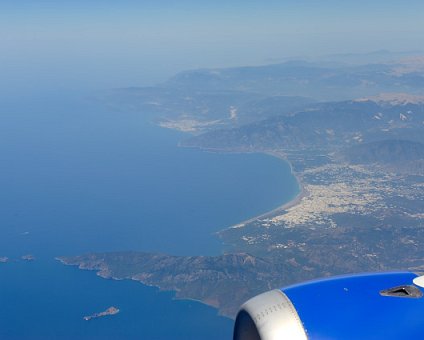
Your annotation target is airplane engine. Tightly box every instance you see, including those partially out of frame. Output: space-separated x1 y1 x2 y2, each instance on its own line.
233 272 424 339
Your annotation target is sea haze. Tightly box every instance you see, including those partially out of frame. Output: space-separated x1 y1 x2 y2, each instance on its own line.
0 93 299 339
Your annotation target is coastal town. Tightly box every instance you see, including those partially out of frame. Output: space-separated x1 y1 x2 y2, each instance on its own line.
240 160 421 231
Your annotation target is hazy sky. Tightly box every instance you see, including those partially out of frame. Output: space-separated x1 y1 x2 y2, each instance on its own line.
1 0 424 94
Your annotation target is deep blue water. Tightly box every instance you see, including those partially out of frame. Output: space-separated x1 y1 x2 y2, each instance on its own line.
0 93 299 339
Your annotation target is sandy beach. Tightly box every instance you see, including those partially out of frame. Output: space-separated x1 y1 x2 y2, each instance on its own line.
221 149 308 230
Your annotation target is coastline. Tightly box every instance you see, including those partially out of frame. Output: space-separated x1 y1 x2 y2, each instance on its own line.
55 142 308 319
178 143 307 231
219 148 307 230
56 257 233 317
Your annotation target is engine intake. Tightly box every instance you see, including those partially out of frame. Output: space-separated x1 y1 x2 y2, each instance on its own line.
234 289 307 340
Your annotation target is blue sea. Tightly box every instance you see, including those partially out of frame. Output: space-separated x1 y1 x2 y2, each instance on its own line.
0 92 299 339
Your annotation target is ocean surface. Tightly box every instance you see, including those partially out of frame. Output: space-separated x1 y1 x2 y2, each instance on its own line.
0 92 299 339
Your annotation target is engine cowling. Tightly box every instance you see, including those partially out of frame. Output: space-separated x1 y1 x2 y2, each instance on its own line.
234 272 424 340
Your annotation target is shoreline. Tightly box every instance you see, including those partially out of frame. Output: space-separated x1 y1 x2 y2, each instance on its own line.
55 143 308 320
178 144 307 231
56 257 233 318
217 148 307 230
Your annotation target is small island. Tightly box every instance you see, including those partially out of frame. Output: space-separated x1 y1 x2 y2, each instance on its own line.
83 306 120 321
0 257 9 263
21 254 35 261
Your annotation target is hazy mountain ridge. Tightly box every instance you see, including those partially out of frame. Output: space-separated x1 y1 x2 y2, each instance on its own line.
182 99 424 160
164 60 424 100
340 139 424 174
104 87 316 132
104 58 424 134
343 139 424 163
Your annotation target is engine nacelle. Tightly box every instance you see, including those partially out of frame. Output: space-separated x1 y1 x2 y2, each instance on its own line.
234 272 424 339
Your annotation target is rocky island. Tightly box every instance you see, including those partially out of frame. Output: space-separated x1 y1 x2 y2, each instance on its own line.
83 306 120 321
59 59 424 318
21 254 35 261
